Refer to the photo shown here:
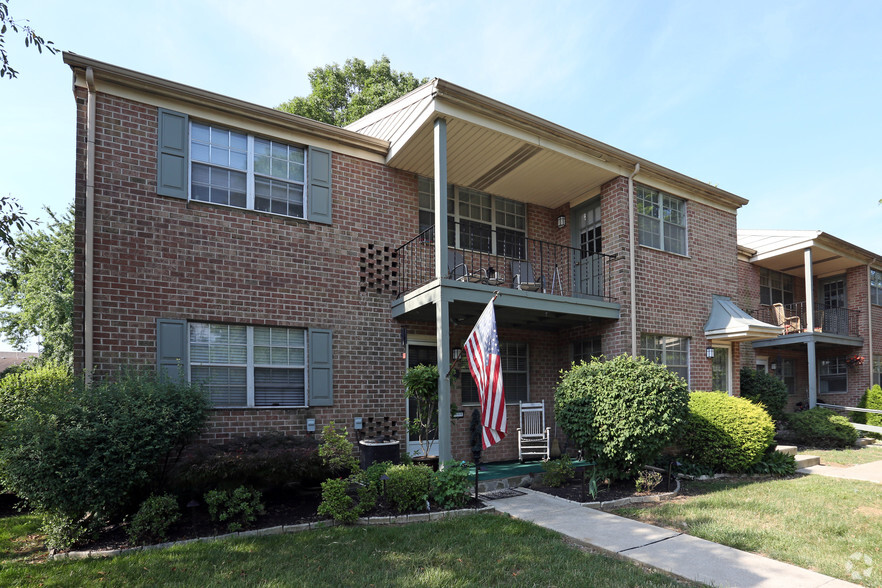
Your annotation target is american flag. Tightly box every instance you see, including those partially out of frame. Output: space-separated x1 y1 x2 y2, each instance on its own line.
464 299 506 449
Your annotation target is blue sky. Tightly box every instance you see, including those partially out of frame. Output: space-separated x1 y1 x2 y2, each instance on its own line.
1 0 881 350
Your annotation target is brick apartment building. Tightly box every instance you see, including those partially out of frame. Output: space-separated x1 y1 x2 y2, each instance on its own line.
64 52 880 463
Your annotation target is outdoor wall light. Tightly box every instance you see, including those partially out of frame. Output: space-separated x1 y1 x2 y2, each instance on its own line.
706 347 715 359
557 215 566 229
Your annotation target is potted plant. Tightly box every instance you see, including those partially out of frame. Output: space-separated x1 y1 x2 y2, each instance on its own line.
403 364 440 469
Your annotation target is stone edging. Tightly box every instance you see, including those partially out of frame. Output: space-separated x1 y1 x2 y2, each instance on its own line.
48 505 496 561
535 476 681 510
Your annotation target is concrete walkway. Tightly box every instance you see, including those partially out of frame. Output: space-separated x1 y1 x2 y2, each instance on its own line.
492 488 858 588
799 459 882 483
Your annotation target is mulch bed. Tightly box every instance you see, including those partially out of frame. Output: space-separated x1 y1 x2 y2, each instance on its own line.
533 472 678 503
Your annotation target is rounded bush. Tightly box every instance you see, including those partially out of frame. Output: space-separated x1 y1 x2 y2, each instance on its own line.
555 354 689 480
786 408 858 448
127 494 180 545
680 391 775 472
0 361 71 425
385 463 433 513
853 385 882 428
739 367 787 421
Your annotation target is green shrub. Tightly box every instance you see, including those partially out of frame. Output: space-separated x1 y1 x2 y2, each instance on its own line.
740 367 787 421
168 434 323 496
318 422 359 477
0 361 71 425
746 449 797 476
0 369 208 543
431 461 470 509
317 478 359 524
204 485 264 532
127 494 180 545
853 385 882 428
786 408 858 448
635 470 662 493
385 464 433 513
41 512 92 552
541 456 575 488
679 391 775 472
555 354 690 480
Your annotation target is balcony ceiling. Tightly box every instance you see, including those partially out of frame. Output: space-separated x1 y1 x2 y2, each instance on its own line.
738 230 878 278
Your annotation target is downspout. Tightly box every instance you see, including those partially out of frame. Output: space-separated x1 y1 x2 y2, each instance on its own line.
868 266 874 390
627 163 640 356
85 67 96 383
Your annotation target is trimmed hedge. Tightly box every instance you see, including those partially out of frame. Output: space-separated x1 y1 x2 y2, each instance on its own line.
385 464 433 513
680 391 775 472
853 385 882 428
740 367 787 421
786 408 858 448
0 361 72 425
555 354 689 480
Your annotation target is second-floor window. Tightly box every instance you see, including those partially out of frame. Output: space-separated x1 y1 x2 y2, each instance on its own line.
871 270 882 305
759 268 794 306
636 185 687 255
191 122 306 219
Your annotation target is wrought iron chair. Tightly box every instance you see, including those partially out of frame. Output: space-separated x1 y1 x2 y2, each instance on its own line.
511 260 543 292
517 401 551 462
772 303 801 334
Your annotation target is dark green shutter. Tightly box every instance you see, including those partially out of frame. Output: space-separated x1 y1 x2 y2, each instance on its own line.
308 146 332 224
157 108 189 199
157 319 188 381
309 329 333 406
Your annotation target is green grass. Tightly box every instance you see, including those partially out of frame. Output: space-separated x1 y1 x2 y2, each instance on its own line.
615 476 882 586
804 444 882 467
0 514 698 587
0 512 42 565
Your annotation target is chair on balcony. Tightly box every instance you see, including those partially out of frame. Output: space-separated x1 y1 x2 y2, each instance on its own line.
517 401 551 462
772 303 801 334
511 260 543 292
448 251 483 282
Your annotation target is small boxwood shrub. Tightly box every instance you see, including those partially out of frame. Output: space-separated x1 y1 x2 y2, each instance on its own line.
541 456 574 487
127 494 180 545
679 391 775 473
385 464 433 513
0 361 71 425
431 461 470 509
740 367 787 421
786 408 858 448
853 385 882 428
317 478 358 523
555 354 690 480
204 485 265 532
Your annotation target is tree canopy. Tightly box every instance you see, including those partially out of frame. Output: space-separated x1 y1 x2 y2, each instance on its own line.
277 56 428 127
0 1 58 79
0 205 73 366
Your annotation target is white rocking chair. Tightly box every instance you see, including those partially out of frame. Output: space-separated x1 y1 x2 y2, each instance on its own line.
517 401 551 462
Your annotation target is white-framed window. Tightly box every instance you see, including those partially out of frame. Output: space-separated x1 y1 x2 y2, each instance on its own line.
760 268 795 306
819 356 847 395
779 358 796 394
871 270 882 306
635 184 687 255
190 122 306 219
572 337 602 363
189 323 307 407
640 334 689 383
462 341 528 403
418 177 526 256
711 344 731 393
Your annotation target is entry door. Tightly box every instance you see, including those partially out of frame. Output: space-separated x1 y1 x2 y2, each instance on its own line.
571 200 602 298
711 344 731 394
821 276 847 334
406 343 438 457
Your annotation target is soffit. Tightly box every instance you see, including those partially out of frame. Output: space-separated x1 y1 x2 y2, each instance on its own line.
738 230 875 278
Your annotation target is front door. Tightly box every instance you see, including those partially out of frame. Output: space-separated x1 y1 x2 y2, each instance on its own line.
711 344 731 394
571 200 602 298
406 342 438 457
821 276 847 334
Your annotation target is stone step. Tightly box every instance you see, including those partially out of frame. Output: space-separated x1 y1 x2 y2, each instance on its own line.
775 445 798 456
856 437 877 447
794 454 820 468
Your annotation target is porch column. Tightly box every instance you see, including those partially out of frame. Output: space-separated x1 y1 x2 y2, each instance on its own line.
804 247 818 407
434 118 452 463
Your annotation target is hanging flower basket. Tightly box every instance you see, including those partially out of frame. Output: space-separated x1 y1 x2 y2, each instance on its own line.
845 355 865 368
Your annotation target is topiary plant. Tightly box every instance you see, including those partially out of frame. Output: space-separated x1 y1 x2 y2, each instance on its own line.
853 385 882 428
679 391 775 472
786 408 858 448
555 354 689 481
385 463 433 513
740 367 787 421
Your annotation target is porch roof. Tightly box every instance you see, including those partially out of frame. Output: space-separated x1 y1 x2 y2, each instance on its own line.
347 79 748 212
704 296 783 342
738 229 882 278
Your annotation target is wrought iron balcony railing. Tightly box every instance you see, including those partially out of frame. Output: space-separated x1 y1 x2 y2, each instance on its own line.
749 301 861 338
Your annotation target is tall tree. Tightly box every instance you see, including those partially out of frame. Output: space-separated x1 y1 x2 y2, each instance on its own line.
0 205 73 366
0 1 59 79
277 56 428 127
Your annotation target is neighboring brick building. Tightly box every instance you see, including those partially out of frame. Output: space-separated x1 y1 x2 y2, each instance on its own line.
66 53 876 464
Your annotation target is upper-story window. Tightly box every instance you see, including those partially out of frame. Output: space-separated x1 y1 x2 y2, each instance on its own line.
871 269 882 305
418 177 526 256
759 268 794 306
636 184 687 255
190 122 306 219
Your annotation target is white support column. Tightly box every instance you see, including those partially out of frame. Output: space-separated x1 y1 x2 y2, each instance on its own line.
804 247 818 407
433 118 452 463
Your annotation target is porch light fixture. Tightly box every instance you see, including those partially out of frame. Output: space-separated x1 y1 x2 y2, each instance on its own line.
706 347 715 359
557 215 566 229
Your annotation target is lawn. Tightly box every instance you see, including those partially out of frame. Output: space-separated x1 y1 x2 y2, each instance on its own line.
614 475 882 587
0 513 699 587
805 444 882 467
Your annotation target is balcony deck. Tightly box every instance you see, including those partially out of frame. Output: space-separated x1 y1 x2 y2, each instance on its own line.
749 302 863 348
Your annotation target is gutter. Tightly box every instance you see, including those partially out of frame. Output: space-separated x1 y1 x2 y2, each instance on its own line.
84 67 96 382
628 163 640 356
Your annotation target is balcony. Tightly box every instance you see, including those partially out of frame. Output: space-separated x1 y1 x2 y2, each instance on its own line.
749 302 863 347
392 223 620 329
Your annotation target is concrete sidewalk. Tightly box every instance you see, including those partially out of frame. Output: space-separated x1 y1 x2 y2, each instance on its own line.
799 459 882 484
492 488 858 588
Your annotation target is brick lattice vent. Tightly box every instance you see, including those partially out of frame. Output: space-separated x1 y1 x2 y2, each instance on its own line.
359 244 398 294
